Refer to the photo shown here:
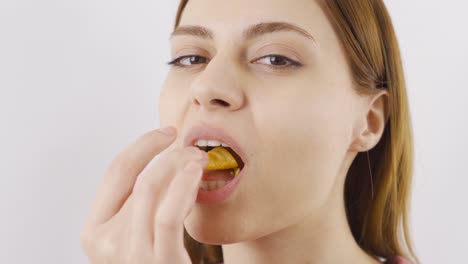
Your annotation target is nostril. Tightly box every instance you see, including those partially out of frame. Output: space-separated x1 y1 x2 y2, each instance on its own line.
212 99 230 107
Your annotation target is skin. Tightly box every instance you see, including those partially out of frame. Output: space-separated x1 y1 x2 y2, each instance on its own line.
160 0 388 263
81 0 388 263
81 128 211 263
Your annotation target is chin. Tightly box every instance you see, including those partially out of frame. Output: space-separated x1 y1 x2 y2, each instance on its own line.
184 211 247 245
184 224 237 245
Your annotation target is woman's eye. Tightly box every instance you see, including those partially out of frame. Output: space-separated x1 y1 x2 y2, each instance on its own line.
253 55 301 68
166 54 302 69
166 55 208 67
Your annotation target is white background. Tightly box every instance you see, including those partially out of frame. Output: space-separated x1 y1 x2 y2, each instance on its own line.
1 0 467 263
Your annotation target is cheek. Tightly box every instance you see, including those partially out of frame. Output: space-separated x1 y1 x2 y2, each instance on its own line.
158 76 186 126
158 91 174 126
296 92 352 152
254 87 353 206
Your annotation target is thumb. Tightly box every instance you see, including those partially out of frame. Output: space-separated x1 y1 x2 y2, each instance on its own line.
85 126 178 226
158 126 177 137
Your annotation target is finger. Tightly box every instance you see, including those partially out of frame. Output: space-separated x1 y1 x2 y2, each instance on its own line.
153 160 206 261
130 147 207 248
85 126 177 226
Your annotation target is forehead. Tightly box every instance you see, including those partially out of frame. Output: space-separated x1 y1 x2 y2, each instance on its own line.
178 0 328 42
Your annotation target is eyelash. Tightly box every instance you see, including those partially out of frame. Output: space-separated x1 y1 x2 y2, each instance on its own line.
166 54 302 70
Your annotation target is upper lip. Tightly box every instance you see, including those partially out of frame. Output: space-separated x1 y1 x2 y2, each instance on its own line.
184 124 247 167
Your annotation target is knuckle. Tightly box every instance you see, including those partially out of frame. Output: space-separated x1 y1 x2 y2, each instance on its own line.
108 152 134 174
185 146 200 153
124 251 138 263
81 226 123 259
176 147 204 163
79 229 94 254
156 215 179 232
95 234 120 259
126 246 151 264
186 146 204 158
80 230 121 262
133 178 157 195
166 146 203 162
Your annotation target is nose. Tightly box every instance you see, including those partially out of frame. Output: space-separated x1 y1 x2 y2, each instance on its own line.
189 55 245 112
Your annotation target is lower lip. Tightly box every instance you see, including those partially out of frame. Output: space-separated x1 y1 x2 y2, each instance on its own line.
196 166 245 204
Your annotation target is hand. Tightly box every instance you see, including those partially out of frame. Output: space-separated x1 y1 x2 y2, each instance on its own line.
80 127 208 264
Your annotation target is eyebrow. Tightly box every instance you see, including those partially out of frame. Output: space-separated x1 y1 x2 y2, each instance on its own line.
169 21 316 43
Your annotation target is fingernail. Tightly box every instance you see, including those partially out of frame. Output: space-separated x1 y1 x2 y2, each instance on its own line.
203 153 209 163
159 126 176 136
198 151 209 162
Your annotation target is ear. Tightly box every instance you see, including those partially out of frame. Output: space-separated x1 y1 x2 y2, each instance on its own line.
348 90 389 152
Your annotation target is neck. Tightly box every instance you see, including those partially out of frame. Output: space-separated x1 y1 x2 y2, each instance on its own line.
221 191 380 264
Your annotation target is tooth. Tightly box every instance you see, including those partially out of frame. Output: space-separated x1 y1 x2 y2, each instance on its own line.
216 180 227 188
196 139 208 147
221 143 229 147
207 181 217 190
199 181 208 190
207 140 221 147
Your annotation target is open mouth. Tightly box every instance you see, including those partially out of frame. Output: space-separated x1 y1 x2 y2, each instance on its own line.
184 126 247 194
196 145 245 174
196 145 245 192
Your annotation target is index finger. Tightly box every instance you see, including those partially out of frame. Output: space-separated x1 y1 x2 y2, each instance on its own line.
153 161 205 262
84 126 177 226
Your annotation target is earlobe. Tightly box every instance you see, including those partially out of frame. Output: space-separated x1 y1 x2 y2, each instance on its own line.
348 133 368 153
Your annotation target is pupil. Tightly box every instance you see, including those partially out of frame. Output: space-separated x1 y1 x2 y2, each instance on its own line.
271 56 286 65
190 56 205 64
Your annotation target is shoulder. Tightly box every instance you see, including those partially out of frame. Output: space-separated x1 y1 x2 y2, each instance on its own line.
385 256 413 264
217 256 412 264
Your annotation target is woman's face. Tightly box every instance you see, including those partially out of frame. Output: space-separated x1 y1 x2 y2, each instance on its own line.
159 0 366 243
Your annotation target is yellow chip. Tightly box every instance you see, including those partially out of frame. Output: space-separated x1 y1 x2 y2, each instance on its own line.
205 146 239 170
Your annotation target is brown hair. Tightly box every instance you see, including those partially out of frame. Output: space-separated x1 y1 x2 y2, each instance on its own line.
173 1 419 263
